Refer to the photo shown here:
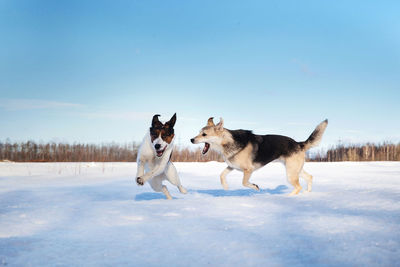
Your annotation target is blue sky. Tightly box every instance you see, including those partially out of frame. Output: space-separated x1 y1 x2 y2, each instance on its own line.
1 0 399 149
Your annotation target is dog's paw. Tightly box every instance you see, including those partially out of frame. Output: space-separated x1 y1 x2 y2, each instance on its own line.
253 184 260 191
178 186 187 194
222 183 229 190
136 177 144 186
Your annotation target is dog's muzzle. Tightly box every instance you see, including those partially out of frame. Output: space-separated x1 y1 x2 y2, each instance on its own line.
202 143 210 154
191 138 209 154
156 146 167 157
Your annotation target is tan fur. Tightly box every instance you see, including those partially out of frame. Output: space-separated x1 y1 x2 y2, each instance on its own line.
226 143 252 169
281 152 306 196
220 167 233 190
226 143 260 191
192 123 261 192
301 169 313 192
192 118 326 195
207 117 215 126
304 120 328 150
279 152 315 195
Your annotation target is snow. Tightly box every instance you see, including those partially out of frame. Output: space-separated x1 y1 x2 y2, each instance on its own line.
1 161 400 266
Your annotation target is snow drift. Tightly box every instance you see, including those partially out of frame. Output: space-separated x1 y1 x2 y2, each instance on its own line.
0 162 399 266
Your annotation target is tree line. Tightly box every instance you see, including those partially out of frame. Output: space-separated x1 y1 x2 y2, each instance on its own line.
0 140 399 162
0 141 223 162
0 141 138 162
310 143 400 162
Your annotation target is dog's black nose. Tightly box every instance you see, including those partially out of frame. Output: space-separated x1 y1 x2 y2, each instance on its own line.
190 138 195 144
154 144 161 150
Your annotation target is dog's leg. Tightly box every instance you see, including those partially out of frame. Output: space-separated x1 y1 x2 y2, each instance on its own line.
162 186 173 200
177 185 187 194
139 151 171 184
220 167 233 190
300 169 313 192
287 173 302 196
285 160 301 196
165 162 187 194
136 159 146 185
149 176 173 200
285 155 304 196
149 176 163 192
242 169 259 191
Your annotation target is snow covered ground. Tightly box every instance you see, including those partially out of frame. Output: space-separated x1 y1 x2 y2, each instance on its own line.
0 161 399 266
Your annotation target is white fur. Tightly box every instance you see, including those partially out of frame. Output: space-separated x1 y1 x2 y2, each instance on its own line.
153 136 168 152
136 132 187 200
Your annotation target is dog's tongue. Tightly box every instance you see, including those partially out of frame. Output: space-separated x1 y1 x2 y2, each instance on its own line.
156 146 166 157
202 143 210 154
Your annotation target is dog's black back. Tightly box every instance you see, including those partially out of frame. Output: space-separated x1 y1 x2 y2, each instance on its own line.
227 129 301 166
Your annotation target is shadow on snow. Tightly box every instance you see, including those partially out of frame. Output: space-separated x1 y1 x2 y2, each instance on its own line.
135 192 168 201
135 185 288 201
195 185 288 197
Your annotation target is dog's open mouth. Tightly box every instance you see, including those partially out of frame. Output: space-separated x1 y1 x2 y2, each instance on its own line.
156 146 167 157
202 143 210 154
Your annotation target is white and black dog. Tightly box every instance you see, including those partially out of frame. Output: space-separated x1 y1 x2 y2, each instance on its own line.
191 117 328 196
136 113 187 199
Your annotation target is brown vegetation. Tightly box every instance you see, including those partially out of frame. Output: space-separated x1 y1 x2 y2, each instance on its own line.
310 143 400 162
171 147 223 162
1 141 399 162
0 141 138 162
0 140 223 162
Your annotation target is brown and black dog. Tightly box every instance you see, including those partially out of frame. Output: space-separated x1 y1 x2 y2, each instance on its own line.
191 118 328 195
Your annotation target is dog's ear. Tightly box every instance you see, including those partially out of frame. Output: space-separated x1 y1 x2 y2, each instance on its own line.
166 113 176 128
216 117 224 131
207 117 215 126
152 114 162 127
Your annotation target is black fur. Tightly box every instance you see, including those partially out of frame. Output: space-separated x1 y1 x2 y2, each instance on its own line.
226 130 253 150
166 113 177 127
150 113 176 136
254 135 301 165
227 129 302 165
152 114 162 127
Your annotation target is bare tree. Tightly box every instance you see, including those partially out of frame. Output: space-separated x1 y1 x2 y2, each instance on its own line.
1 140 399 162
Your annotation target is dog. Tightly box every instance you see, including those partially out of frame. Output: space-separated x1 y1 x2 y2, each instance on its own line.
136 113 187 199
191 117 328 195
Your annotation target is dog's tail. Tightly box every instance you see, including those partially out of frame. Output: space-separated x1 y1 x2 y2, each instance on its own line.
300 119 328 151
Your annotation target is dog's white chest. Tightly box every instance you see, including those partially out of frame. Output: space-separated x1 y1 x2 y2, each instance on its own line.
224 158 241 170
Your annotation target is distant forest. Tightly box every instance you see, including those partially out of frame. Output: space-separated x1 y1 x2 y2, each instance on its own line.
0 141 399 162
310 143 400 162
0 141 222 162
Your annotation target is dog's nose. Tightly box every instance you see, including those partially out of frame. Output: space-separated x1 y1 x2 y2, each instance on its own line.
190 138 195 144
154 144 161 150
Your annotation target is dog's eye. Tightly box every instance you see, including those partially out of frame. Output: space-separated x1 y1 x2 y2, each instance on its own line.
202 133 207 137
150 128 158 136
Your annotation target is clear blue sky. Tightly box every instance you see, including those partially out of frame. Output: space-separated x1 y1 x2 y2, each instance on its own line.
1 0 399 149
